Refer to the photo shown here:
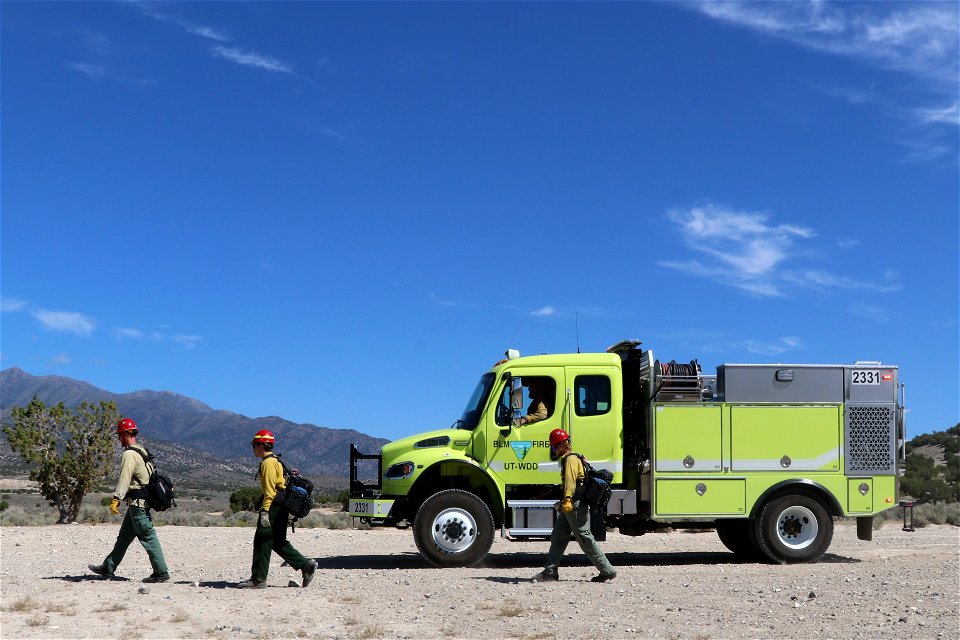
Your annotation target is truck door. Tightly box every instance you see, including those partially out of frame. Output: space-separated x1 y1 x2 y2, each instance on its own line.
565 366 622 480
485 368 563 486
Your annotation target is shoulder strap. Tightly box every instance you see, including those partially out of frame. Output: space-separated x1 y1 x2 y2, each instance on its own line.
575 453 593 472
256 453 288 480
129 446 155 473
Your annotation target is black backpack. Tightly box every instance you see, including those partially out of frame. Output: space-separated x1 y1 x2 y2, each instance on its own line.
276 455 314 521
570 454 613 508
129 447 177 512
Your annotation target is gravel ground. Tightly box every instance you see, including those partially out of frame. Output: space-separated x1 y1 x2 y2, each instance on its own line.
0 521 957 639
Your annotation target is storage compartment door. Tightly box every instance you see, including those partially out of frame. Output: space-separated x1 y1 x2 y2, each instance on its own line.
655 479 746 516
730 405 841 472
654 405 722 472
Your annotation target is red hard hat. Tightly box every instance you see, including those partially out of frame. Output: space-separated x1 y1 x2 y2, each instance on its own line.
116 417 138 434
549 428 570 447
251 429 275 445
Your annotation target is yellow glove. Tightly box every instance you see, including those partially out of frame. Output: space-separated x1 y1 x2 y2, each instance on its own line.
109 498 121 515
560 497 573 513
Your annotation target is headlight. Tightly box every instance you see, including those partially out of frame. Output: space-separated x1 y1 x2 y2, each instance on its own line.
384 461 415 480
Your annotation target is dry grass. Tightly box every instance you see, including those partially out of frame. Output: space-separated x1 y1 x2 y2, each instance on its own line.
3 596 41 612
351 625 385 639
25 614 49 627
94 602 128 613
169 611 191 623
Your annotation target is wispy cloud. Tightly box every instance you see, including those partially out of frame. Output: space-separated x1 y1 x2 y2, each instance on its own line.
31 309 96 336
1 297 28 313
114 327 144 340
429 293 482 310
530 306 559 318
173 334 203 350
692 1 959 158
702 336 804 357
133 3 230 42
694 2 958 84
660 204 899 298
51 352 71 365
849 303 891 324
212 46 296 75
67 62 109 79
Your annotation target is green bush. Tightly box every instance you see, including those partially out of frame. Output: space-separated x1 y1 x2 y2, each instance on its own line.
229 487 262 513
0 500 8 512
100 497 113 507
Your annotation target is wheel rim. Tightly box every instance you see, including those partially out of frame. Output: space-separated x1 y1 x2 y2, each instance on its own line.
431 507 479 554
776 505 818 550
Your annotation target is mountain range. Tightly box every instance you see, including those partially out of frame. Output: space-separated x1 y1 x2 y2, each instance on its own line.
0 368 388 491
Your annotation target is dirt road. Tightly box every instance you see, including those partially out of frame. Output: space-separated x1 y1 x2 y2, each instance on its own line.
0 522 956 639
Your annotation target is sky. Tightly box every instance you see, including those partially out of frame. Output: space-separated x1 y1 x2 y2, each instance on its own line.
1 1 957 442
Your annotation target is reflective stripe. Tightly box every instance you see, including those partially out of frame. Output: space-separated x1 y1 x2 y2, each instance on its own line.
732 447 841 470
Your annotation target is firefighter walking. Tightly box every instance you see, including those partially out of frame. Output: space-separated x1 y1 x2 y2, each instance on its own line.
531 428 617 583
237 429 316 589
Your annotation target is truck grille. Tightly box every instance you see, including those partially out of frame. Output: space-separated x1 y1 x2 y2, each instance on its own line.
845 404 896 474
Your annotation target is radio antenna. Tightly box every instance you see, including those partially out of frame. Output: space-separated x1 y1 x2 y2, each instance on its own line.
575 308 581 353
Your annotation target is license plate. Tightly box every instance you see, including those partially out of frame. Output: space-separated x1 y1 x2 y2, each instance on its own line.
851 370 881 385
348 499 394 518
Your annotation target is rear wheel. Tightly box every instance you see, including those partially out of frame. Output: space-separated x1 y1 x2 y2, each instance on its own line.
716 519 764 560
756 493 833 564
413 489 494 568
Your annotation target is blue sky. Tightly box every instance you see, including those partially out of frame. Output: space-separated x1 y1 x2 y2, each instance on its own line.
2 1 957 441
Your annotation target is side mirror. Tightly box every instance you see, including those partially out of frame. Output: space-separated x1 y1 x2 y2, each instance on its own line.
510 376 524 427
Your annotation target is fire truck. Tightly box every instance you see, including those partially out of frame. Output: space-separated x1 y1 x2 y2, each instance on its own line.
349 340 906 567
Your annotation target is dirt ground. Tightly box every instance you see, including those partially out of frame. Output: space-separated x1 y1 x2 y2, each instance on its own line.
0 521 957 640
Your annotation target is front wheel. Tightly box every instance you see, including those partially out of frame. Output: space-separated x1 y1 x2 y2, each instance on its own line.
413 489 494 568
756 494 833 564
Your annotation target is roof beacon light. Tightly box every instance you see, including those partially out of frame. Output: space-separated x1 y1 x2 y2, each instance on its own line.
505 349 520 360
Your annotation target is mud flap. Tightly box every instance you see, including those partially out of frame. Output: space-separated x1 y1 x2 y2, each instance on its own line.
856 516 873 541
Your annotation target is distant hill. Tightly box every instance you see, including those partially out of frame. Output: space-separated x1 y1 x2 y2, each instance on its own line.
0 367 388 488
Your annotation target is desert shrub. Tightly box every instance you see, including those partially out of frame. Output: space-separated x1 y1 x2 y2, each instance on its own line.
100 497 113 507
0 505 54 526
229 487 261 513
78 504 112 524
297 511 353 530
0 500 8 512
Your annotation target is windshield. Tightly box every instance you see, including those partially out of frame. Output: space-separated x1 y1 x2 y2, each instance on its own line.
456 372 495 430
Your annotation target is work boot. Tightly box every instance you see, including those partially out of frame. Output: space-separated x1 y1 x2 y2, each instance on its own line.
142 572 170 583
530 570 559 582
88 564 115 579
591 571 617 583
236 579 266 589
301 560 317 588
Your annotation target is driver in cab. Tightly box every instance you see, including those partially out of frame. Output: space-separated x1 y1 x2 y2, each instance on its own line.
517 379 554 426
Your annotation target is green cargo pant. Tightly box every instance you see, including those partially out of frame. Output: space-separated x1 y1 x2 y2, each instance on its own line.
544 500 615 576
102 506 168 576
251 500 309 582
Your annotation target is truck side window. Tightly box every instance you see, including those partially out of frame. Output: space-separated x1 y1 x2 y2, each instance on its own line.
495 376 556 426
575 375 611 417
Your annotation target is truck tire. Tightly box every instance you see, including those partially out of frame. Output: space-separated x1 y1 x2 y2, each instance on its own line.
715 519 764 560
755 493 833 564
413 489 495 568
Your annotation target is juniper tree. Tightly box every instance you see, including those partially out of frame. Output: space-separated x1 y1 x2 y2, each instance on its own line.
2 397 118 523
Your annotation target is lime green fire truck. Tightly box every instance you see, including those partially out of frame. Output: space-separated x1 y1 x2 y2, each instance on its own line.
349 340 906 567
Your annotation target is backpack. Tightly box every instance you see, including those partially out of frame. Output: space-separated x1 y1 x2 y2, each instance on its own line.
129 447 177 512
570 454 613 509
276 455 314 522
